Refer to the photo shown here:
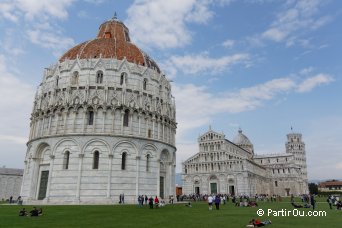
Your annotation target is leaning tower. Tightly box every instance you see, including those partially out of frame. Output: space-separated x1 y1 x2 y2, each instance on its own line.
286 132 308 193
20 16 177 204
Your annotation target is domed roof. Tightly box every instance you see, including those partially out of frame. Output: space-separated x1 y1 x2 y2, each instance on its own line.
233 129 252 146
59 17 160 73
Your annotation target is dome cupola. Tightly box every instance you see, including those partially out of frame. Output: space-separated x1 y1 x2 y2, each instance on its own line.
233 129 254 157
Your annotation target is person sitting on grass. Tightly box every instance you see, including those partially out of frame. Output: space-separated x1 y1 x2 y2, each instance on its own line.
185 202 192 207
30 207 39 217
247 218 272 227
291 202 303 208
19 208 28 216
38 208 43 216
336 200 342 210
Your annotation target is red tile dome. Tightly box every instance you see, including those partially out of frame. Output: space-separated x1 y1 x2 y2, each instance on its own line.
59 17 160 73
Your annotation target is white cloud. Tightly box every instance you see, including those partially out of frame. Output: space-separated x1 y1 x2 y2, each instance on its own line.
299 67 314 75
12 0 74 20
0 55 35 141
27 29 74 57
0 55 35 168
0 0 75 57
336 162 342 170
222 39 235 48
174 72 333 140
126 0 233 49
297 74 333 93
164 52 249 76
256 0 332 46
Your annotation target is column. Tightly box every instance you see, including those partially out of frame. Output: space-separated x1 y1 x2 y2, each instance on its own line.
107 154 113 198
76 154 84 201
63 111 68 133
55 114 59 134
93 110 96 133
45 154 55 202
102 110 106 133
152 116 155 139
138 112 141 136
72 110 77 132
120 110 124 134
29 158 39 200
135 156 140 199
130 112 133 135
47 115 52 135
157 159 160 197
82 108 87 133
111 110 115 134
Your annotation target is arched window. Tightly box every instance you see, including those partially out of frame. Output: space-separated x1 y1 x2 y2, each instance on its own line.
93 151 99 169
72 71 79 85
120 73 126 85
63 151 70 169
96 71 103 84
56 75 59 87
123 109 129 127
146 154 150 171
148 129 152 138
143 78 147 90
88 110 94 125
121 152 127 170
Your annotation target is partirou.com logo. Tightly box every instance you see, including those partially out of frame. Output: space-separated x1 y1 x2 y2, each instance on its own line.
257 209 327 217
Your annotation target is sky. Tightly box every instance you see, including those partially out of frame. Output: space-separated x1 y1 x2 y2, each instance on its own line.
0 0 341 180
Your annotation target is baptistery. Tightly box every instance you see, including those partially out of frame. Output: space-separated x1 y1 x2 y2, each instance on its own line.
20 17 177 204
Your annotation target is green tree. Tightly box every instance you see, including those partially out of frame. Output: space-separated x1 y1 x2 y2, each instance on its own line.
308 183 318 195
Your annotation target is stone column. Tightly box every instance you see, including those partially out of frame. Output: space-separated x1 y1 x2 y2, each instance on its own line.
63 111 68 133
111 110 115 134
72 110 77 132
157 159 160 197
45 154 55 202
29 157 39 200
157 119 160 140
120 110 124 134
138 112 142 136
55 114 59 135
82 108 87 133
93 110 97 133
107 154 113 198
102 110 106 133
47 115 52 135
152 115 155 139
130 112 133 135
76 154 84 202
135 156 140 199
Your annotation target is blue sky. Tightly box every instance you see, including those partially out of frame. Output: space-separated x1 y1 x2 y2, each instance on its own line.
0 0 341 180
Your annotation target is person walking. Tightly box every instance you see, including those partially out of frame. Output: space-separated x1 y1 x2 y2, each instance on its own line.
215 195 221 210
327 195 333 210
208 195 213 210
310 194 316 211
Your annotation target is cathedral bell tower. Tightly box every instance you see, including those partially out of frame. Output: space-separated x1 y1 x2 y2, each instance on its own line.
286 132 308 193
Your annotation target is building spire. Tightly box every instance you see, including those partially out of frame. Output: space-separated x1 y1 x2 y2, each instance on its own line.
113 12 117 20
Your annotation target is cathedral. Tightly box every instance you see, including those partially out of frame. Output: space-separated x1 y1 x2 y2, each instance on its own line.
20 17 177 204
182 127 308 196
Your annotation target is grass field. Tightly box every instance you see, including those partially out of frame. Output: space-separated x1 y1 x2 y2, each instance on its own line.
0 197 340 228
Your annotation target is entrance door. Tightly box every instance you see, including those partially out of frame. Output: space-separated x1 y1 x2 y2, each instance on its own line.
285 188 290 196
210 183 217 194
38 171 49 200
195 187 200 194
229 185 235 196
159 176 164 199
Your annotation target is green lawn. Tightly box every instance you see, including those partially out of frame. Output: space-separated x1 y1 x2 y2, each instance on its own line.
0 197 340 228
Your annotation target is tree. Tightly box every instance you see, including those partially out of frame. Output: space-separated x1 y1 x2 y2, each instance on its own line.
308 183 318 195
